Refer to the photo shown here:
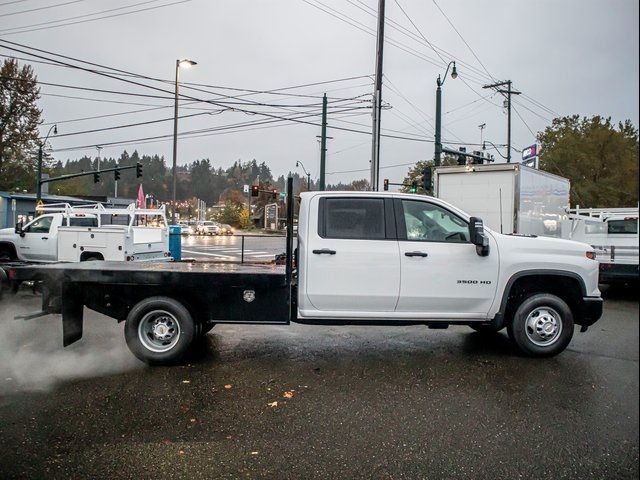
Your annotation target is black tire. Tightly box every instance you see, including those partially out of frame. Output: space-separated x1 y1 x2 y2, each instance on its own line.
507 293 574 357
125 297 196 365
469 324 503 334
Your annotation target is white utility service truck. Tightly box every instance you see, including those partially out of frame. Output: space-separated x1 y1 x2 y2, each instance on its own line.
434 163 570 237
563 207 639 284
9 180 603 364
0 203 170 263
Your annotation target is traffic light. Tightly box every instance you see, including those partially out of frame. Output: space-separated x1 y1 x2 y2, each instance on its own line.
114 168 121 181
383 179 389 191
472 151 484 165
93 172 101 183
136 162 143 178
272 188 278 199
251 185 259 197
422 167 432 191
409 181 417 194
457 147 467 166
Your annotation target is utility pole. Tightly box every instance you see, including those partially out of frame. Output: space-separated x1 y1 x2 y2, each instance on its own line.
370 0 386 191
483 80 521 163
319 93 328 191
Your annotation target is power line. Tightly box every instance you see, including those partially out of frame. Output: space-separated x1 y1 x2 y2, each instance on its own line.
1 0 193 35
512 104 537 138
46 110 225 139
0 0 29 7
0 0 87 18
50 107 373 153
513 98 553 122
431 0 496 82
327 161 415 175
0 52 373 102
0 0 165 33
384 0 500 110
348 0 494 85
0 39 481 151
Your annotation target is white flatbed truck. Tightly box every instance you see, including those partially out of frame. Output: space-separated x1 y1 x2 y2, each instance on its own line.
9 178 603 364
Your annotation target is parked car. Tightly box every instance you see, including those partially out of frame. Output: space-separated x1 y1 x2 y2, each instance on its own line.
219 224 234 235
197 221 220 235
178 221 196 236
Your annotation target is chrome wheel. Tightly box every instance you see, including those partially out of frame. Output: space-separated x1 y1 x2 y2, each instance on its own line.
137 310 181 353
525 306 563 347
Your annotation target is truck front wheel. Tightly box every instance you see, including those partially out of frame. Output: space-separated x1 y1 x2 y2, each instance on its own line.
125 297 196 365
507 293 574 357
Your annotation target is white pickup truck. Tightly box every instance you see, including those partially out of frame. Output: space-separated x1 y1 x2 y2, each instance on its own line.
9 180 603 364
0 203 170 263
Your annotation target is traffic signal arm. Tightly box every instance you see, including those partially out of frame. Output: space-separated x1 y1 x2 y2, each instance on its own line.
40 164 142 185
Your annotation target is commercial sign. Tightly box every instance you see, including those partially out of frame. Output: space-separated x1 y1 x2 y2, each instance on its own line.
264 203 278 230
522 144 538 161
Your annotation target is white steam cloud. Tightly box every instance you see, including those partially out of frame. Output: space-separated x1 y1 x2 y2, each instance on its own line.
0 291 142 395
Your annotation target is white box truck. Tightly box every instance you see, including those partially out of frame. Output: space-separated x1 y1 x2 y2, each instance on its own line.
434 163 570 238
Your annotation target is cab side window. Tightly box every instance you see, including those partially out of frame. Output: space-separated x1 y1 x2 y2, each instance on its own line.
400 200 468 243
24 216 53 234
319 198 387 240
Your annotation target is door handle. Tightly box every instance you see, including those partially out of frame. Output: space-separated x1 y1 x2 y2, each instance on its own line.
41 237 49 240
405 251 428 258
313 249 336 255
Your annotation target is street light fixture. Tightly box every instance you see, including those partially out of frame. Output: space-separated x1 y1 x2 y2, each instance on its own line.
434 61 457 167
171 58 197 225
296 161 312 191
36 124 58 205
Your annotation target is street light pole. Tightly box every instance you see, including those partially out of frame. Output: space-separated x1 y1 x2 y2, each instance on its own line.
434 61 457 167
171 58 197 225
36 124 57 206
296 161 312 190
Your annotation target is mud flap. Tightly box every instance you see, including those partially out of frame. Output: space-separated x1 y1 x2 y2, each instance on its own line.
61 282 83 347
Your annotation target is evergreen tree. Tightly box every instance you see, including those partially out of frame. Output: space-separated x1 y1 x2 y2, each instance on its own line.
0 58 43 191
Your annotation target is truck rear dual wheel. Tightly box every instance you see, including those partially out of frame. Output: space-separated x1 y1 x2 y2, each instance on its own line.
125 297 195 365
507 293 574 357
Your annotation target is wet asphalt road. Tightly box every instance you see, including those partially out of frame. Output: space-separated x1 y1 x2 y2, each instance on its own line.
0 287 637 479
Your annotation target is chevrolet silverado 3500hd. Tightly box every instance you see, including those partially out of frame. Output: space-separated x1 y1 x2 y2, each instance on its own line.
9 179 602 364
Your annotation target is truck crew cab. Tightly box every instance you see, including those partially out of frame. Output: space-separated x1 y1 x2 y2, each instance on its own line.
10 180 603 364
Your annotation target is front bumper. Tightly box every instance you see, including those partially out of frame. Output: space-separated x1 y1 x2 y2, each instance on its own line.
576 296 604 329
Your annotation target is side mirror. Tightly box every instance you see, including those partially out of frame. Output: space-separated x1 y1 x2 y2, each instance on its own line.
468 217 490 256
14 222 24 237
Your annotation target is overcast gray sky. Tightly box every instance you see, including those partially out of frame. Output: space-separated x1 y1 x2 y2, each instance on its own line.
1 0 638 187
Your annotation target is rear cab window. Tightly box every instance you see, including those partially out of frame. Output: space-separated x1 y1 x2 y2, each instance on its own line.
68 217 98 227
318 197 395 240
608 219 638 234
